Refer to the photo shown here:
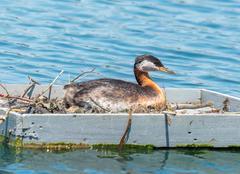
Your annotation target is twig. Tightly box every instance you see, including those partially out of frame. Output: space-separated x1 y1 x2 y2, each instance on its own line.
89 97 110 112
170 102 213 110
21 77 40 98
0 95 33 103
37 70 64 98
0 83 11 106
222 98 229 112
21 84 35 98
118 109 132 151
0 84 10 97
48 85 52 100
71 68 96 83
28 76 40 85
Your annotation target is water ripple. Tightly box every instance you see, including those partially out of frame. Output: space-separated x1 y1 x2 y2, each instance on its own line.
0 0 239 97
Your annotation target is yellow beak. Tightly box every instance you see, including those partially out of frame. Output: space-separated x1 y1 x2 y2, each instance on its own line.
159 66 176 74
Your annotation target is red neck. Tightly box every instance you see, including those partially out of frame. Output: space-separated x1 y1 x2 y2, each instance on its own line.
134 68 162 94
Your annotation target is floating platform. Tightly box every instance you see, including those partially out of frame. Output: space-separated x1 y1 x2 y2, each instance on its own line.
0 84 240 149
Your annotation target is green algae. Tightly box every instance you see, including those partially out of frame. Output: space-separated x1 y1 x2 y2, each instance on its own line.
176 144 214 148
0 135 23 147
228 145 240 148
9 137 23 147
0 137 217 151
0 135 10 144
0 135 4 143
227 145 240 150
4 134 240 151
22 142 90 151
0 135 156 151
22 143 155 152
92 144 155 151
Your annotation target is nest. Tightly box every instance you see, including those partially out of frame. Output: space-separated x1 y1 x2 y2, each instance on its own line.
0 70 221 115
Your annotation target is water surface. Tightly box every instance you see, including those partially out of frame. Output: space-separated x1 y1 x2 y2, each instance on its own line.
1 145 240 174
0 0 240 174
0 0 239 96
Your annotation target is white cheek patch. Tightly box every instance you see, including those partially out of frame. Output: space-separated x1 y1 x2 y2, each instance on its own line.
140 60 157 71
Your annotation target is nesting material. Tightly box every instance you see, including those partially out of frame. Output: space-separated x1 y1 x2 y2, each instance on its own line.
0 72 221 115
0 95 221 115
0 97 65 114
175 107 220 115
166 102 221 115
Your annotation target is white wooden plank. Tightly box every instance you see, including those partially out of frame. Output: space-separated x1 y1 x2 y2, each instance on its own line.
1 86 240 148
0 109 22 142
167 114 240 147
17 113 240 147
21 114 166 145
165 88 201 103
201 89 240 112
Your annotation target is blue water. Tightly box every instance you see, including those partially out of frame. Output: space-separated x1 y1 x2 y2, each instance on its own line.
0 0 239 97
0 0 240 173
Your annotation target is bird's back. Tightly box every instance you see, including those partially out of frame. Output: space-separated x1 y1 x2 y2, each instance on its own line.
64 78 159 112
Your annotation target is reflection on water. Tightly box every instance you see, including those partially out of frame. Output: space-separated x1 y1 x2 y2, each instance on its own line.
1 144 240 174
0 0 239 97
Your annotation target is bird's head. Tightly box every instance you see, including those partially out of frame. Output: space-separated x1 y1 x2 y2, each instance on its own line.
134 55 175 74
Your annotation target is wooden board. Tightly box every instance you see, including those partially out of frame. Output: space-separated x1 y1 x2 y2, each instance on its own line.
0 86 240 148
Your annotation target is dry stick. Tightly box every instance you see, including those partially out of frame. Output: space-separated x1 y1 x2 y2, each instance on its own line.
0 84 12 106
23 76 41 113
28 76 40 85
0 84 10 97
48 86 52 100
118 109 133 151
21 84 35 98
21 76 40 98
37 70 64 99
71 68 96 83
222 98 229 112
0 95 33 103
21 83 36 98
0 83 33 105
171 102 213 110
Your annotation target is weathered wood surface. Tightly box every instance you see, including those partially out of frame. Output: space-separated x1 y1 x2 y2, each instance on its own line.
0 109 21 140
1 86 240 148
20 113 240 147
1 113 240 147
201 89 240 112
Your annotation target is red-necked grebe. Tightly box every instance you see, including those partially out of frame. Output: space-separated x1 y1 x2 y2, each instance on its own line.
64 55 175 112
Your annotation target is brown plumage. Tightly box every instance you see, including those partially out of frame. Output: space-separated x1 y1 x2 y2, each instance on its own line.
64 55 175 113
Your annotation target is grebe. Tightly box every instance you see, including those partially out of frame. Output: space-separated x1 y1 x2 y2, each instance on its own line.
64 55 175 112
